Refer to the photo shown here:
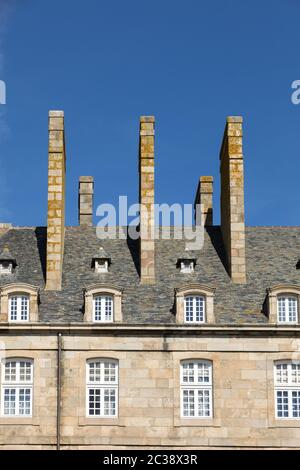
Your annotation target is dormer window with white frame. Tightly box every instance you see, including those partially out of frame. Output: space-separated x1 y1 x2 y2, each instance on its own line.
84 284 123 323
9 295 29 322
93 295 113 322
0 246 17 276
185 295 205 323
175 284 215 324
92 247 111 274
267 285 300 324
0 284 39 323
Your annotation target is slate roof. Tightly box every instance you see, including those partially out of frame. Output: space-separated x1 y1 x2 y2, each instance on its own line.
0 226 299 324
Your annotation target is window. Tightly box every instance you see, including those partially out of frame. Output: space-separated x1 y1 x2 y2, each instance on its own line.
180 360 213 418
1 359 33 417
277 296 298 324
267 285 300 324
9 295 29 322
0 283 39 323
93 295 113 322
175 284 215 325
86 359 118 417
184 296 205 323
274 361 300 419
84 285 123 323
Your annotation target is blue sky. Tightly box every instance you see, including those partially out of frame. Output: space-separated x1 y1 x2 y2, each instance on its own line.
0 0 300 227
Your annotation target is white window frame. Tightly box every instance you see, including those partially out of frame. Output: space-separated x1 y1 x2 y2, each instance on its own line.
277 295 298 324
274 361 300 419
86 359 118 418
9 294 30 322
1 359 33 417
184 295 206 323
180 360 213 418
92 295 114 323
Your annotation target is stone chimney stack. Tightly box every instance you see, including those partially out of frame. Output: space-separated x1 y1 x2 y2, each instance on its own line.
194 176 213 226
220 116 246 284
45 111 66 291
139 116 155 285
78 176 94 226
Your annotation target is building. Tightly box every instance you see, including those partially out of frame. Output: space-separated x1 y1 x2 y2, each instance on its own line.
0 112 300 450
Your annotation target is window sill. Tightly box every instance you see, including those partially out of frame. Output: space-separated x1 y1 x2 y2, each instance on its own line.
0 417 40 426
174 418 221 427
78 417 125 427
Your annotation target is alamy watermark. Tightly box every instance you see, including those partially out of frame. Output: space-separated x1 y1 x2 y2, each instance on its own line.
0 80 6 104
95 196 204 250
291 80 300 105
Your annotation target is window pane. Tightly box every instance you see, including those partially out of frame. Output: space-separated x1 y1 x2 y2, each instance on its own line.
19 389 31 416
182 362 195 383
5 361 16 382
185 296 194 322
104 362 116 383
3 388 16 415
103 388 116 416
19 361 32 382
291 363 300 384
292 391 300 418
9 297 18 321
89 362 101 382
21 297 29 321
288 297 297 323
182 389 195 417
195 296 205 323
275 363 288 384
197 362 211 384
88 388 101 416
94 297 102 321
105 297 113 321
276 390 289 418
198 389 211 417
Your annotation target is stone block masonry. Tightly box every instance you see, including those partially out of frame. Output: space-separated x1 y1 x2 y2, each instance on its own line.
45 111 66 291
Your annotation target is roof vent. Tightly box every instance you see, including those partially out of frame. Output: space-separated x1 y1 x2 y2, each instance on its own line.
176 252 197 273
92 247 111 273
0 245 17 275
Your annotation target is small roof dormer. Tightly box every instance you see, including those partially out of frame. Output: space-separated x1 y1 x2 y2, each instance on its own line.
0 245 17 275
176 251 197 274
92 247 111 274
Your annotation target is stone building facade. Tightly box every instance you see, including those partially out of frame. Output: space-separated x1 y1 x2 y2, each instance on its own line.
0 113 300 449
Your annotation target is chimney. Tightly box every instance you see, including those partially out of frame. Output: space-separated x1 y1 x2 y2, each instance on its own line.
139 116 155 284
45 111 66 291
220 116 246 284
78 176 94 226
194 176 213 226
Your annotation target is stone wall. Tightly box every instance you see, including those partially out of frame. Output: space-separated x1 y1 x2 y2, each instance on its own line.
0 331 300 449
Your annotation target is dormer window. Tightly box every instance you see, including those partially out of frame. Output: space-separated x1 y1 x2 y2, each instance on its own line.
277 296 298 324
9 295 29 322
0 284 39 323
175 284 215 324
185 295 205 323
92 247 111 274
0 246 17 275
84 284 123 323
176 253 197 274
93 295 113 322
267 285 300 324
